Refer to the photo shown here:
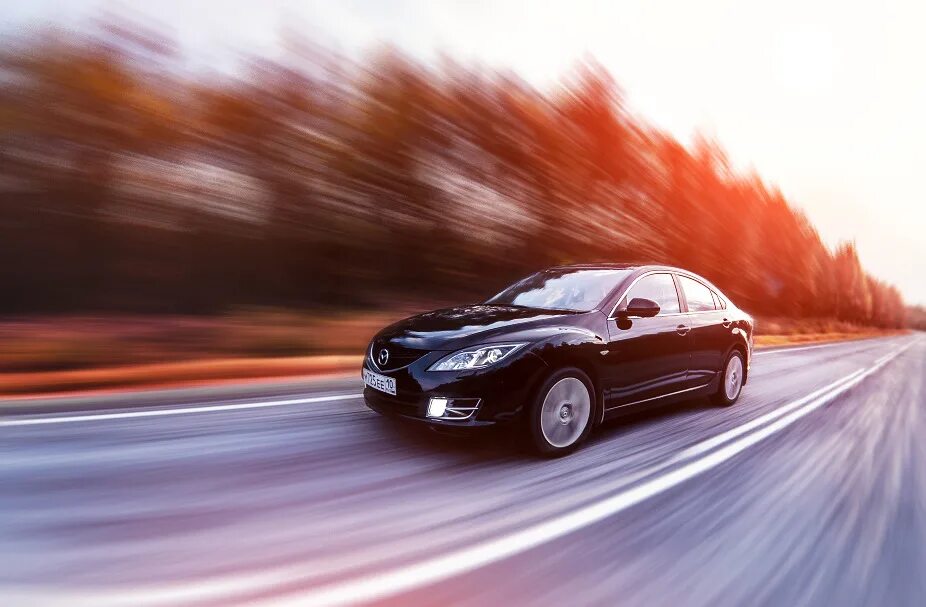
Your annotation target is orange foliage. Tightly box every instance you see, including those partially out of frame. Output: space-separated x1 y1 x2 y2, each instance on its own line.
0 21 907 328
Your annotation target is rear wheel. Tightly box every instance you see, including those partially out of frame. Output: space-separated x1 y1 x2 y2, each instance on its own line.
527 368 594 457
713 350 745 406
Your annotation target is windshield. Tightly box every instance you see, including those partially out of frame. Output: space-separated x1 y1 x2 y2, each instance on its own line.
487 269 632 312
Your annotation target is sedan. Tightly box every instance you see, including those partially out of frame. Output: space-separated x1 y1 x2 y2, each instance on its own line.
362 264 753 456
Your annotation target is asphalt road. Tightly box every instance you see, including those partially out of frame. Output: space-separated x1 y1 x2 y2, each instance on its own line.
2 334 924 607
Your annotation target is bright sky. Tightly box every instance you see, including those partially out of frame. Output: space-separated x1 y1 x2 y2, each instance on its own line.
4 0 925 304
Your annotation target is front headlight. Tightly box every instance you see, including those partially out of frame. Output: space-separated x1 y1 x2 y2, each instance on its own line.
428 343 527 371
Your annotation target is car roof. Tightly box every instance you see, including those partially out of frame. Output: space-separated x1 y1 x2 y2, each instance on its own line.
549 262 683 273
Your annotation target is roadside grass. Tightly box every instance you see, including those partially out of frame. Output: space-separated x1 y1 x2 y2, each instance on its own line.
0 310 906 398
0 355 363 397
0 309 403 371
754 332 903 348
753 316 906 347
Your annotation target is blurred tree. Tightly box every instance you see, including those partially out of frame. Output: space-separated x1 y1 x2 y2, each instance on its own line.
0 20 908 328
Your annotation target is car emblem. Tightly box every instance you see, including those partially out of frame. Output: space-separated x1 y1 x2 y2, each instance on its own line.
377 348 390 366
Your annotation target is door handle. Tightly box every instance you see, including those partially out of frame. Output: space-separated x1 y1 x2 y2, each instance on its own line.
722 318 732 328
676 324 690 336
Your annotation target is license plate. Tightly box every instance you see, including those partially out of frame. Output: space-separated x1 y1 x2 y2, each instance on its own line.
363 368 396 396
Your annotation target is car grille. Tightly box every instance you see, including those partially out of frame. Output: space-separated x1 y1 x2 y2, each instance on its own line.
370 340 428 371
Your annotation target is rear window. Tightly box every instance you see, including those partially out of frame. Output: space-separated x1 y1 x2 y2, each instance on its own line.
678 275 716 312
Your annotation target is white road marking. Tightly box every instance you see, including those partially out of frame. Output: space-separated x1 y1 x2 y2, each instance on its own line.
5 336 916 607
0 393 364 427
753 338 887 356
671 367 867 461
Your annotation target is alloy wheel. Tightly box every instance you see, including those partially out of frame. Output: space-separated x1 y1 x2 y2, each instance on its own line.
540 377 592 448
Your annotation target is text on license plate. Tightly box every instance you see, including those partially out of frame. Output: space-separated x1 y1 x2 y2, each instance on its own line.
363 368 396 395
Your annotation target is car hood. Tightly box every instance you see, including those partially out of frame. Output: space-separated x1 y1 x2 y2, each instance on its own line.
376 304 581 351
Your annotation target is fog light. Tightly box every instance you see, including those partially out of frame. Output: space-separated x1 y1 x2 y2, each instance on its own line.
427 397 449 418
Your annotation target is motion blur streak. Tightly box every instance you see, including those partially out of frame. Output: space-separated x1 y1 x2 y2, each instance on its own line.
262 342 916 607
3 337 920 607
0 393 361 427
671 368 867 460
753 342 857 356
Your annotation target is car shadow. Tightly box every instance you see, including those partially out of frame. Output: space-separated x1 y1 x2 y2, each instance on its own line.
368 413 517 459
589 396 718 445
366 395 719 460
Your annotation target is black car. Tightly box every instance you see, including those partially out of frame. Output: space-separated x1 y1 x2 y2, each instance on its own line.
363 264 753 456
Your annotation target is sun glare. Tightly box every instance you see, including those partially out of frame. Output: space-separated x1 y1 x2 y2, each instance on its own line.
772 26 838 94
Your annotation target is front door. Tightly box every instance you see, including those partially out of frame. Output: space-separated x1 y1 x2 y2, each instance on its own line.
602 272 692 411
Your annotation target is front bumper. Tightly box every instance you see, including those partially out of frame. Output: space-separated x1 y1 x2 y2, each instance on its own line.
361 348 548 429
364 389 496 428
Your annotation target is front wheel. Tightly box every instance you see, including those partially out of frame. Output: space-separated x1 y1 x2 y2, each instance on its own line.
712 350 745 407
527 368 594 457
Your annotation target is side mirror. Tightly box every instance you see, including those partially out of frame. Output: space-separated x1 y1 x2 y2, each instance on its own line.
621 297 660 318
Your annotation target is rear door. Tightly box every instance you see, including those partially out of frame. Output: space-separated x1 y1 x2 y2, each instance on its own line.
602 272 692 411
676 274 728 386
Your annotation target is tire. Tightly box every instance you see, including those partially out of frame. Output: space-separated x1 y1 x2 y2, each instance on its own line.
527 367 595 457
712 349 745 407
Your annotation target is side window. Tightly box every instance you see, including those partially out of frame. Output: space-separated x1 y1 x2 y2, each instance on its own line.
678 275 716 312
621 273 680 315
